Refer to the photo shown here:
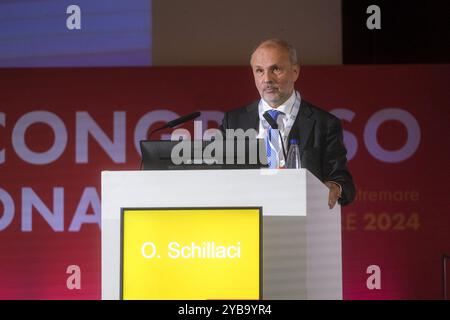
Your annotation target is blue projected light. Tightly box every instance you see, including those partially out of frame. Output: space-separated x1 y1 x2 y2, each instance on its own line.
0 0 152 67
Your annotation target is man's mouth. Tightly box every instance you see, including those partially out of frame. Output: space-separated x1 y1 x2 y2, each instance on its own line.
264 87 278 93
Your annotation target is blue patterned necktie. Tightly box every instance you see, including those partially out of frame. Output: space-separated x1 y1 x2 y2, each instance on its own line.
265 109 282 168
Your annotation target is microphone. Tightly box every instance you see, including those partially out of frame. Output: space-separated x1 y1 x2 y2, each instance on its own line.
263 111 287 162
148 111 201 138
140 111 201 170
263 112 279 129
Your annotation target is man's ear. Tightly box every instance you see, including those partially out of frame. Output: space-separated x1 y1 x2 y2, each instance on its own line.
293 64 300 81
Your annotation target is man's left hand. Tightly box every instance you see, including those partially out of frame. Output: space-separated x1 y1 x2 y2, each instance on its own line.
325 181 341 209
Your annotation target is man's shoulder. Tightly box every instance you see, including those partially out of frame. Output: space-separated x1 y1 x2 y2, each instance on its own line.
220 99 259 131
224 100 259 116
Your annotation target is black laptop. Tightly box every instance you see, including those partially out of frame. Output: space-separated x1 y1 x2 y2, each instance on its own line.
140 139 268 170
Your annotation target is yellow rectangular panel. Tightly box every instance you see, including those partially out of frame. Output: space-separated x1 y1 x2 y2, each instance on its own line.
121 207 261 300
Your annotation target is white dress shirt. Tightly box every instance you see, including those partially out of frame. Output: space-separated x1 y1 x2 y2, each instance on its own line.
257 90 301 167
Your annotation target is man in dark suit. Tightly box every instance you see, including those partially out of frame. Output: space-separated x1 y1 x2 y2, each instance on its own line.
220 39 355 207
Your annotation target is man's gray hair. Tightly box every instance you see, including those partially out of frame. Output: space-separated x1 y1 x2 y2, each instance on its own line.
250 38 299 65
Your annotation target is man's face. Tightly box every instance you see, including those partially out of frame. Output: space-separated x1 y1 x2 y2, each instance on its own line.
250 45 300 108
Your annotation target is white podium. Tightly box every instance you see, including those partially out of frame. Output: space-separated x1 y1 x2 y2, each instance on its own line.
101 169 342 300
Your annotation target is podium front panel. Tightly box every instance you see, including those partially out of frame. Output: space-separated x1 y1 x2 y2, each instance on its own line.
101 169 341 299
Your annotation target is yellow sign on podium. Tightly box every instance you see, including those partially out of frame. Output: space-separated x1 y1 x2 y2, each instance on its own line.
121 207 262 300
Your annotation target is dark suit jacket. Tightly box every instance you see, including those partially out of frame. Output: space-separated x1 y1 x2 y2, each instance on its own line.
219 99 356 206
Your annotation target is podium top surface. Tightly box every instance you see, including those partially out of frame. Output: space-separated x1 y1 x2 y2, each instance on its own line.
101 169 329 218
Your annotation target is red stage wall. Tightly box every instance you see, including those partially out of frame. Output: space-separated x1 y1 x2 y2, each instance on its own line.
0 65 449 299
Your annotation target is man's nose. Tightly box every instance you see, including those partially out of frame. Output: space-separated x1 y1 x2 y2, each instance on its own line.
262 72 274 83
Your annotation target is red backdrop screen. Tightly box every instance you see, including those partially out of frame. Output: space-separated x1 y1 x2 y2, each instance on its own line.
0 65 449 299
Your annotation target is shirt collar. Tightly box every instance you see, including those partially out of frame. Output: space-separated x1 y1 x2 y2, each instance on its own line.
259 90 297 118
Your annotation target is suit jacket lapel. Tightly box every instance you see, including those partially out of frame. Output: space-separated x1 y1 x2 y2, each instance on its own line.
289 100 315 151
